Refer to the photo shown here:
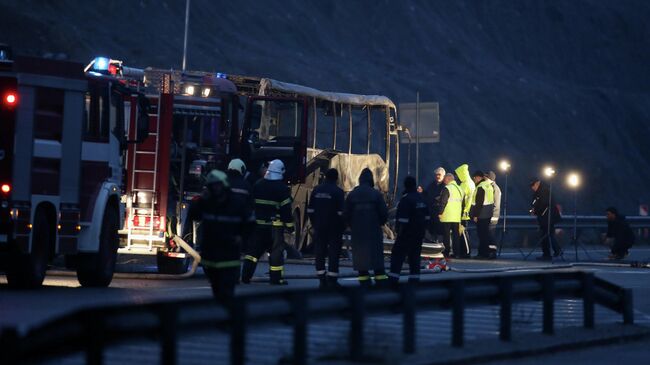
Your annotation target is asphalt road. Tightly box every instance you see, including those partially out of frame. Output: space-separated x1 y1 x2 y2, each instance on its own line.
1 247 649 364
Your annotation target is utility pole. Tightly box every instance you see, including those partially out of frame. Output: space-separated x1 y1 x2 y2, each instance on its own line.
182 0 191 71
415 91 420 185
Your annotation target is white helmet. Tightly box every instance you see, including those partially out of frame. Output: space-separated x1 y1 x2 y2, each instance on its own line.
227 158 246 175
265 159 285 181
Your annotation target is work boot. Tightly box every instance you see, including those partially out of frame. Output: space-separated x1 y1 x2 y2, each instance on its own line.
327 275 342 288
240 260 257 284
318 273 328 289
269 269 288 285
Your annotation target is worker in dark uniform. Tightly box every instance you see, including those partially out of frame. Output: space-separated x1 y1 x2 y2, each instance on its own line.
183 170 255 302
227 158 254 253
344 168 389 287
530 179 562 260
307 168 345 288
605 207 635 260
241 159 294 285
388 176 429 284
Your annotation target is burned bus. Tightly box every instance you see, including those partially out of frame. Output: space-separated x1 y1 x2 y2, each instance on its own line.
229 76 402 251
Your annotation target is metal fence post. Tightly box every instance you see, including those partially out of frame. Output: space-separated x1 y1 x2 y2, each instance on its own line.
402 284 416 354
499 278 513 341
582 273 595 329
451 280 465 347
230 299 247 365
542 275 555 335
349 290 365 361
290 293 308 365
0 327 19 364
85 317 104 365
160 305 178 365
622 289 634 325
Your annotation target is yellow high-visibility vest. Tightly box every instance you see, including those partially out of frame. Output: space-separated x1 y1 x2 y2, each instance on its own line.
440 181 464 223
473 180 495 205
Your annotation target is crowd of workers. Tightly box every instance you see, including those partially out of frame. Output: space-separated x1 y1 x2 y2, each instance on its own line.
184 159 636 302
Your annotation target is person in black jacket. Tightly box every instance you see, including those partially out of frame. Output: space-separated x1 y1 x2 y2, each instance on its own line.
605 207 635 260
345 168 389 287
308 168 345 288
389 176 429 284
530 179 562 260
227 159 254 253
241 159 294 285
183 170 255 302
423 167 446 242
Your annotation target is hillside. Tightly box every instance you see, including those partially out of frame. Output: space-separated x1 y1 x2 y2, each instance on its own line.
1 0 649 214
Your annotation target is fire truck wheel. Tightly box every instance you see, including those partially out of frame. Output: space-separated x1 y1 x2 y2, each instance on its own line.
6 209 52 288
76 206 119 287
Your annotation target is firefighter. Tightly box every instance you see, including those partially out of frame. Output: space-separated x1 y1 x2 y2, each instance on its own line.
183 170 255 302
307 168 345 288
455 164 475 255
439 173 467 258
470 171 496 259
344 168 389 287
241 159 294 285
388 176 429 284
227 159 254 253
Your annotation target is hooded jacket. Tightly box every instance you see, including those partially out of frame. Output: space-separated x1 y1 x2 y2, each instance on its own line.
395 185 430 242
344 169 388 271
454 164 475 221
531 181 561 225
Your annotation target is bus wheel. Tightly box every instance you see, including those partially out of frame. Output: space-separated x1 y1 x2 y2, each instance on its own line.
6 209 51 289
77 206 119 287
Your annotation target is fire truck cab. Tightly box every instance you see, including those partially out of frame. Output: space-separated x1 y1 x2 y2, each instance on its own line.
0 50 149 288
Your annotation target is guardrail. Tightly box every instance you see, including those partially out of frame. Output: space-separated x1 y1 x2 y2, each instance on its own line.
0 270 634 365
484 215 650 230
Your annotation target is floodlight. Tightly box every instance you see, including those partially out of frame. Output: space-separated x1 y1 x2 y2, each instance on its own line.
567 172 580 188
543 166 556 178
499 160 511 172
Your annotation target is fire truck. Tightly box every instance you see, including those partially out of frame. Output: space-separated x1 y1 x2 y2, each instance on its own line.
90 58 309 273
0 48 149 288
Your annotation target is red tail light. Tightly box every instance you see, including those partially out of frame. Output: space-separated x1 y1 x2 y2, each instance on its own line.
4 92 17 106
1 184 10 194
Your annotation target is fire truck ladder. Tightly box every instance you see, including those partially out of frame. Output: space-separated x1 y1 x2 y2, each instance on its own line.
126 110 161 252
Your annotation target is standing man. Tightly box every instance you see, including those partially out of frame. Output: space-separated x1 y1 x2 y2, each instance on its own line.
486 171 502 234
345 168 389 287
470 171 496 259
530 179 562 260
183 170 255 302
389 176 429 284
605 207 634 260
227 159 254 253
241 159 294 285
308 168 345 288
455 164 475 254
439 173 467 258
424 167 446 242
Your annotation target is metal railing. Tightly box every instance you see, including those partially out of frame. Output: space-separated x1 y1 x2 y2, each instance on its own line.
0 271 634 365
482 215 650 230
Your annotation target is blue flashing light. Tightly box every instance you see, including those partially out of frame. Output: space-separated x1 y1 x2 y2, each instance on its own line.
93 57 110 71
216 72 227 79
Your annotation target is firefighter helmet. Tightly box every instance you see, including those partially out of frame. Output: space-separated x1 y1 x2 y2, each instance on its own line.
227 158 247 175
206 170 229 187
265 159 285 180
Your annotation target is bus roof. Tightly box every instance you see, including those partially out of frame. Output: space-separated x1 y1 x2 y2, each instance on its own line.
259 78 396 110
